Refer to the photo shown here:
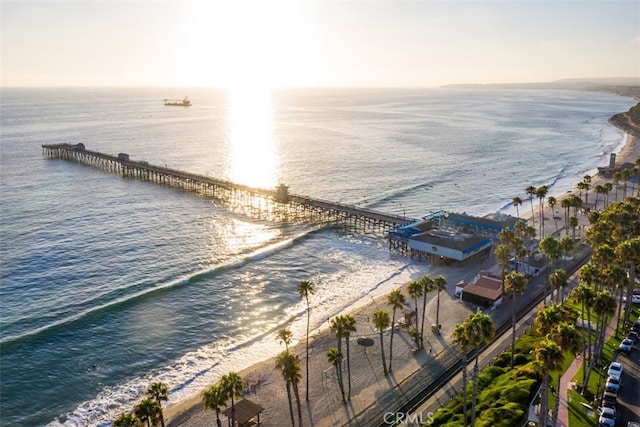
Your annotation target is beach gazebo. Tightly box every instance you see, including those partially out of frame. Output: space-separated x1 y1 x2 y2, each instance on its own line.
223 399 264 426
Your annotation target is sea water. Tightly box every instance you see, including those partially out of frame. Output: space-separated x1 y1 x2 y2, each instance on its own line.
0 87 635 426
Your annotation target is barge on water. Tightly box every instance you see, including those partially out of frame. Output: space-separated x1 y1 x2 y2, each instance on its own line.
163 96 192 107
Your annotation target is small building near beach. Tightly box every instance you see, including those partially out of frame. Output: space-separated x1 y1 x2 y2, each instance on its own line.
455 272 503 309
407 228 492 261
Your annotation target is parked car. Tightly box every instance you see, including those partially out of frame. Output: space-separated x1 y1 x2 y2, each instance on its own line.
605 376 621 393
633 320 640 333
627 330 638 343
602 391 617 410
607 362 623 380
622 294 640 304
598 406 616 427
619 338 633 353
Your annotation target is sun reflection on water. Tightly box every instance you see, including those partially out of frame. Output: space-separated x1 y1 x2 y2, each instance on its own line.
227 88 278 189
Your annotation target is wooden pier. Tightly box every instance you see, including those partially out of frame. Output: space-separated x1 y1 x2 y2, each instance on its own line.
42 143 415 233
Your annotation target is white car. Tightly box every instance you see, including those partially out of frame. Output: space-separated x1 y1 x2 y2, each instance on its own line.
619 338 633 353
622 294 640 304
607 362 623 380
605 376 621 393
598 406 616 427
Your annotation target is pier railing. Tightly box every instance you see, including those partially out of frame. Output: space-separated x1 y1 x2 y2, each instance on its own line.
42 143 416 232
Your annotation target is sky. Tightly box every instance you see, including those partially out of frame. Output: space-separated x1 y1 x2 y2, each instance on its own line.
1 0 639 89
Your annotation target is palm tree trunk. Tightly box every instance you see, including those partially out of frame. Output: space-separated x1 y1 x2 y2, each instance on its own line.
389 308 396 372
216 414 222 427
379 330 388 375
551 372 563 427
510 297 516 369
583 311 601 391
413 296 420 348
461 353 468 427
615 287 624 337
471 353 480 427
305 299 310 401
420 291 428 350
346 338 352 400
580 302 587 388
293 382 303 427
436 290 441 336
586 307 593 365
285 382 295 427
335 363 346 403
540 372 549 427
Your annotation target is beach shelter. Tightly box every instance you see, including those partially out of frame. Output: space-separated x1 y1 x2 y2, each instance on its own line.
223 398 264 426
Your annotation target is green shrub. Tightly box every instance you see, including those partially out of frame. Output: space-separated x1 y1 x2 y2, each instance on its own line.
477 366 505 388
501 379 535 406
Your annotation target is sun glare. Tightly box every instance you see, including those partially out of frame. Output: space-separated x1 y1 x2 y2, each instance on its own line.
227 88 278 189
185 1 321 90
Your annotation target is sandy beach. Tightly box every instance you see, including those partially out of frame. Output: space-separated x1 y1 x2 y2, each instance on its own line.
164 112 640 427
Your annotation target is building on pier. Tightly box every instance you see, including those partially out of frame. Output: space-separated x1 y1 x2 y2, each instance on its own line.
387 210 521 262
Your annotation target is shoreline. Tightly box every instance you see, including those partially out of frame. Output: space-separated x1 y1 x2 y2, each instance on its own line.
164 112 639 426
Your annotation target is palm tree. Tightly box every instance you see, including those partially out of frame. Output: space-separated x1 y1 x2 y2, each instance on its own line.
494 243 511 277
534 339 564 427
512 196 522 218
277 328 293 351
408 279 423 348
559 235 574 269
341 314 357 400
621 168 632 199
146 382 168 427
432 275 447 336
550 322 580 427
616 238 640 328
549 269 568 304
539 235 561 299
466 311 495 427
561 197 571 234
452 322 471 427
603 264 626 337
568 216 579 239
572 282 594 388
419 274 433 349
593 184 605 210
387 289 405 373
584 290 616 389
547 196 558 232
582 174 592 208
613 170 622 201
221 372 243 427
203 384 227 427
536 185 548 236
534 304 563 336
297 280 315 401
603 182 612 207
526 185 536 227
134 397 160 427
504 271 528 368
326 347 346 403
275 351 303 426
330 315 356 400
372 309 390 375
113 412 138 427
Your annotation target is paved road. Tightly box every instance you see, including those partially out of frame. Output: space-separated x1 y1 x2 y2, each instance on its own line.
612 335 640 425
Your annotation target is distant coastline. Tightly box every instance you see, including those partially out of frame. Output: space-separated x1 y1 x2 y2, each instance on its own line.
442 77 640 100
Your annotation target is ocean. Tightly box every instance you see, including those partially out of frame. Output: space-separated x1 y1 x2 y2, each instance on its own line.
0 87 635 426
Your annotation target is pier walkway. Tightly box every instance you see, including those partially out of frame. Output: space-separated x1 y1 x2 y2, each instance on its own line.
42 143 416 232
